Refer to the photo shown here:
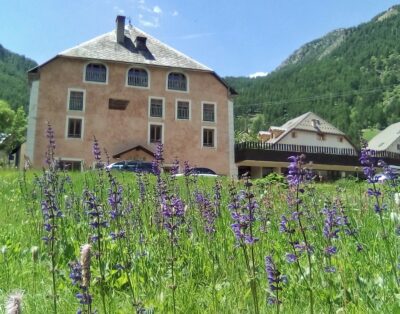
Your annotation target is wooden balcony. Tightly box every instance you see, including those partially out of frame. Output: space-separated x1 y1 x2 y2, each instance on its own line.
235 142 400 167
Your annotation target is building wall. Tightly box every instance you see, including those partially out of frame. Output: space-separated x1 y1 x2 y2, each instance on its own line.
29 57 233 175
278 130 354 149
387 138 400 154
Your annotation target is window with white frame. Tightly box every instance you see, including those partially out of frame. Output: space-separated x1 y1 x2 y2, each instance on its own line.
58 160 82 171
68 90 85 111
203 103 215 122
85 63 107 83
149 124 163 143
203 128 215 148
167 72 187 91
149 98 163 118
127 68 148 87
176 100 190 120
67 118 83 139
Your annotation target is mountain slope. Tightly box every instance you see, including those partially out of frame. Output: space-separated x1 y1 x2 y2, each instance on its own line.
0 44 37 110
226 5 400 144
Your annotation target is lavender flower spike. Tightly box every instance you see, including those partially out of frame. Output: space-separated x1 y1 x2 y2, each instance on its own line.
265 256 283 305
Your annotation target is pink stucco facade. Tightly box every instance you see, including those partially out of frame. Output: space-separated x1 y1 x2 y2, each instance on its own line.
27 56 235 175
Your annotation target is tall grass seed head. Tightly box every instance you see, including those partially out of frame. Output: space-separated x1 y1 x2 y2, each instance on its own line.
5 291 23 314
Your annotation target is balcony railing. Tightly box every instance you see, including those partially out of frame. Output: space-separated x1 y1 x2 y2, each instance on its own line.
168 79 187 91
85 68 107 82
127 74 148 87
235 142 358 156
235 141 400 166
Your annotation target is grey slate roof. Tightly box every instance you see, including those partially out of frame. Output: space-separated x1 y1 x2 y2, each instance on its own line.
59 26 212 71
368 122 400 151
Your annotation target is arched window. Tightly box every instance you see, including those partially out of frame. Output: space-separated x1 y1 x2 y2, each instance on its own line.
85 63 107 83
167 72 187 91
127 68 148 87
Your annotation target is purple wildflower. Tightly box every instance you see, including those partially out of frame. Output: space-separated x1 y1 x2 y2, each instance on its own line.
228 189 259 245
152 143 164 176
324 246 337 256
359 148 377 183
287 154 312 187
285 253 297 264
265 255 284 305
92 136 101 162
161 195 186 239
45 122 56 166
279 215 290 233
324 266 336 273
322 206 340 240
194 192 217 235
171 159 180 176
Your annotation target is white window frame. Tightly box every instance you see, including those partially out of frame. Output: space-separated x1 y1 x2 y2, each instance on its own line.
67 88 86 112
148 122 164 145
201 126 217 149
65 116 84 140
83 62 109 84
166 71 189 93
175 99 191 120
125 66 150 89
148 97 165 119
57 157 84 171
202 101 217 123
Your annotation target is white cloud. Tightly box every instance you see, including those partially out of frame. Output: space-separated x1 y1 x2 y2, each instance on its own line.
139 16 160 28
249 72 269 78
113 6 125 14
153 6 162 14
172 10 179 17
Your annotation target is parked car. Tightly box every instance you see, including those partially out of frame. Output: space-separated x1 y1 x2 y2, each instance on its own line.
173 167 218 177
106 161 154 174
105 161 127 170
124 161 154 174
374 172 397 183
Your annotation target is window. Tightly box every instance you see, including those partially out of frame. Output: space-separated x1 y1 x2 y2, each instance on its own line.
397 144 400 150
68 89 85 111
85 63 107 83
291 132 296 138
127 68 148 87
67 118 83 139
167 72 187 91
203 128 215 148
317 134 325 141
58 160 82 171
149 98 163 118
338 136 343 142
176 100 190 120
149 124 163 143
203 103 215 122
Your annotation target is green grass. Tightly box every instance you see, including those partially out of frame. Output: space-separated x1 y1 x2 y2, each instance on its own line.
0 168 399 313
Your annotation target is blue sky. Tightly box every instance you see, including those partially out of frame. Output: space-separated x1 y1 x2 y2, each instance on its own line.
1 0 399 77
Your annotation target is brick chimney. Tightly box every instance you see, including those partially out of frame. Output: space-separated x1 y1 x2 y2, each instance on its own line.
116 15 126 45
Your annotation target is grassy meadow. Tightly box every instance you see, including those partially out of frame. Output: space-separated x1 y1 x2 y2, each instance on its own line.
0 150 400 313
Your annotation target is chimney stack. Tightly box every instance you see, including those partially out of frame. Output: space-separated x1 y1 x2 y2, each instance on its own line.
135 36 147 50
116 15 126 45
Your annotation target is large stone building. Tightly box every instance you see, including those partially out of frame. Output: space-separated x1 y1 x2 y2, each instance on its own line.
26 16 237 175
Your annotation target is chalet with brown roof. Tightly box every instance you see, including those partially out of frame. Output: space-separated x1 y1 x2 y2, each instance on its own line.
26 16 237 175
239 112 359 179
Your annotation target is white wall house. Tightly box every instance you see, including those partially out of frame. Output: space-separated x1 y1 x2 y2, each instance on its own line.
259 112 355 149
368 122 400 154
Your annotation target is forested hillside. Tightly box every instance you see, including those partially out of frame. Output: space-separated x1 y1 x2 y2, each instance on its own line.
0 44 37 110
226 5 400 144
